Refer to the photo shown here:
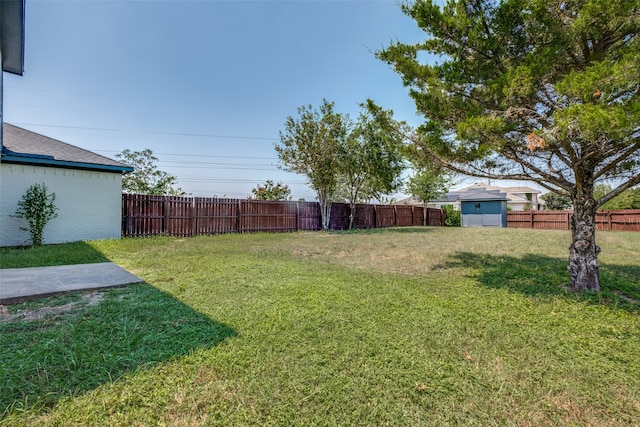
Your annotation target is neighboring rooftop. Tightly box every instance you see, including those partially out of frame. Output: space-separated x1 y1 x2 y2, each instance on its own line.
396 182 540 207
457 190 509 201
1 123 132 172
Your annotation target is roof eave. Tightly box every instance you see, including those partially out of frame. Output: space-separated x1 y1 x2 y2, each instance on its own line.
459 198 510 202
1 0 26 75
1 155 134 173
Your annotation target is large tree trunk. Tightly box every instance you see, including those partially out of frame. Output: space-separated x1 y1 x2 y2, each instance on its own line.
568 196 601 292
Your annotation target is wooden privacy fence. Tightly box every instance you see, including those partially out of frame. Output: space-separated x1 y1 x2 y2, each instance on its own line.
122 194 445 237
507 209 640 232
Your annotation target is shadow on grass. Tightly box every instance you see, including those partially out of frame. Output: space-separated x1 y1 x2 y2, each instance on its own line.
0 283 237 417
0 241 110 269
439 252 640 313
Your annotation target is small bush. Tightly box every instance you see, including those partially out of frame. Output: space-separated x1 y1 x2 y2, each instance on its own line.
442 205 460 226
14 183 58 246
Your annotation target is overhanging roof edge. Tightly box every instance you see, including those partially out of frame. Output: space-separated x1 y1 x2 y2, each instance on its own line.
0 155 134 173
1 0 26 75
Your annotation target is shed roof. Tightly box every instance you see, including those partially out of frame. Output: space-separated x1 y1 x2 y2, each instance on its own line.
1 124 133 172
1 0 25 75
457 190 509 202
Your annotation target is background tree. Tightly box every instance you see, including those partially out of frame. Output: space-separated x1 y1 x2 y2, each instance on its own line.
250 180 292 201
337 101 405 229
14 183 58 246
116 149 185 196
276 100 348 230
540 191 573 211
406 165 452 225
378 0 640 292
593 184 639 210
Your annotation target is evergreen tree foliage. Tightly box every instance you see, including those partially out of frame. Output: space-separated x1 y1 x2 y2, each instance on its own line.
378 0 640 291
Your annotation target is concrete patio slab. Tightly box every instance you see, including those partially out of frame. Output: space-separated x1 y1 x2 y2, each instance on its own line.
0 262 143 304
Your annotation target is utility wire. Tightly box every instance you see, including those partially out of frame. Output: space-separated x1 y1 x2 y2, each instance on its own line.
12 122 278 141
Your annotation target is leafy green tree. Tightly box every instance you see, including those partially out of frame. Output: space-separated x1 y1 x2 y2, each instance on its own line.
14 183 58 246
276 100 349 230
541 191 572 210
633 187 640 209
406 165 452 225
116 149 185 196
593 184 636 210
338 101 406 229
378 0 640 292
250 180 292 201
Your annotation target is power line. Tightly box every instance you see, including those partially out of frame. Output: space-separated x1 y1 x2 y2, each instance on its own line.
94 148 278 161
157 160 276 167
165 165 279 171
12 122 279 141
5 85 292 115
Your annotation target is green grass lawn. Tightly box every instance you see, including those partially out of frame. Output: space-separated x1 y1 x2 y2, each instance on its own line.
1 228 639 426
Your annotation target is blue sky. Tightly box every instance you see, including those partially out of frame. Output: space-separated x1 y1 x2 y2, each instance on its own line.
4 0 537 199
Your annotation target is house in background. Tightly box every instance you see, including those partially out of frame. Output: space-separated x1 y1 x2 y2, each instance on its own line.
0 124 132 246
398 183 543 211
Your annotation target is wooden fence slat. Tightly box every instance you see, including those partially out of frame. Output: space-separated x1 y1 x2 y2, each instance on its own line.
506 209 640 231
122 194 445 237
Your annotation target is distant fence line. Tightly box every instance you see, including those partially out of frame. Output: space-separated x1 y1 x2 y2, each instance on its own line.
121 194 445 238
507 209 640 232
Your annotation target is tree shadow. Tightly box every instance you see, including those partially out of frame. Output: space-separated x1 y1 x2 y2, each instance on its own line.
437 252 640 313
0 283 237 417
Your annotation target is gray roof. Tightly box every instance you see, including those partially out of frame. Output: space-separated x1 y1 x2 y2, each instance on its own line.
457 190 509 202
1 124 132 172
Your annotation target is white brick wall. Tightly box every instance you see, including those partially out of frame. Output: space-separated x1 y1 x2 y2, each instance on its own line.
0 163 123 246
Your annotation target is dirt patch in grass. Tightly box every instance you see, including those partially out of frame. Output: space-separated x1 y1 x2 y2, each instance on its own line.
0 291 104 323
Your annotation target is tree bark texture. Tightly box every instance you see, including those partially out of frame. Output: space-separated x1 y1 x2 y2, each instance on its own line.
320 200 331 230
568 197 601 292
348 202 356 230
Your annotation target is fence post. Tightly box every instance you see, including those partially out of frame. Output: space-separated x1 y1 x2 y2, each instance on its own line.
121 193 127 237
162 197 168 234
295 201 300 231
190 197 196 237
373 205 379 228
530 211 534 228
237 199 242 233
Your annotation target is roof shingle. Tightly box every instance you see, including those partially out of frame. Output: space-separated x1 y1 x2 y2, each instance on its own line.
1 124 132 172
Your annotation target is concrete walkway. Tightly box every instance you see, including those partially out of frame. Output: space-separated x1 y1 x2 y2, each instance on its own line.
0 262 143 304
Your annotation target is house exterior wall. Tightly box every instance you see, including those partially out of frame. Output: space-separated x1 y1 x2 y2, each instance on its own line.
0 163 123 246
460 200 507 227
